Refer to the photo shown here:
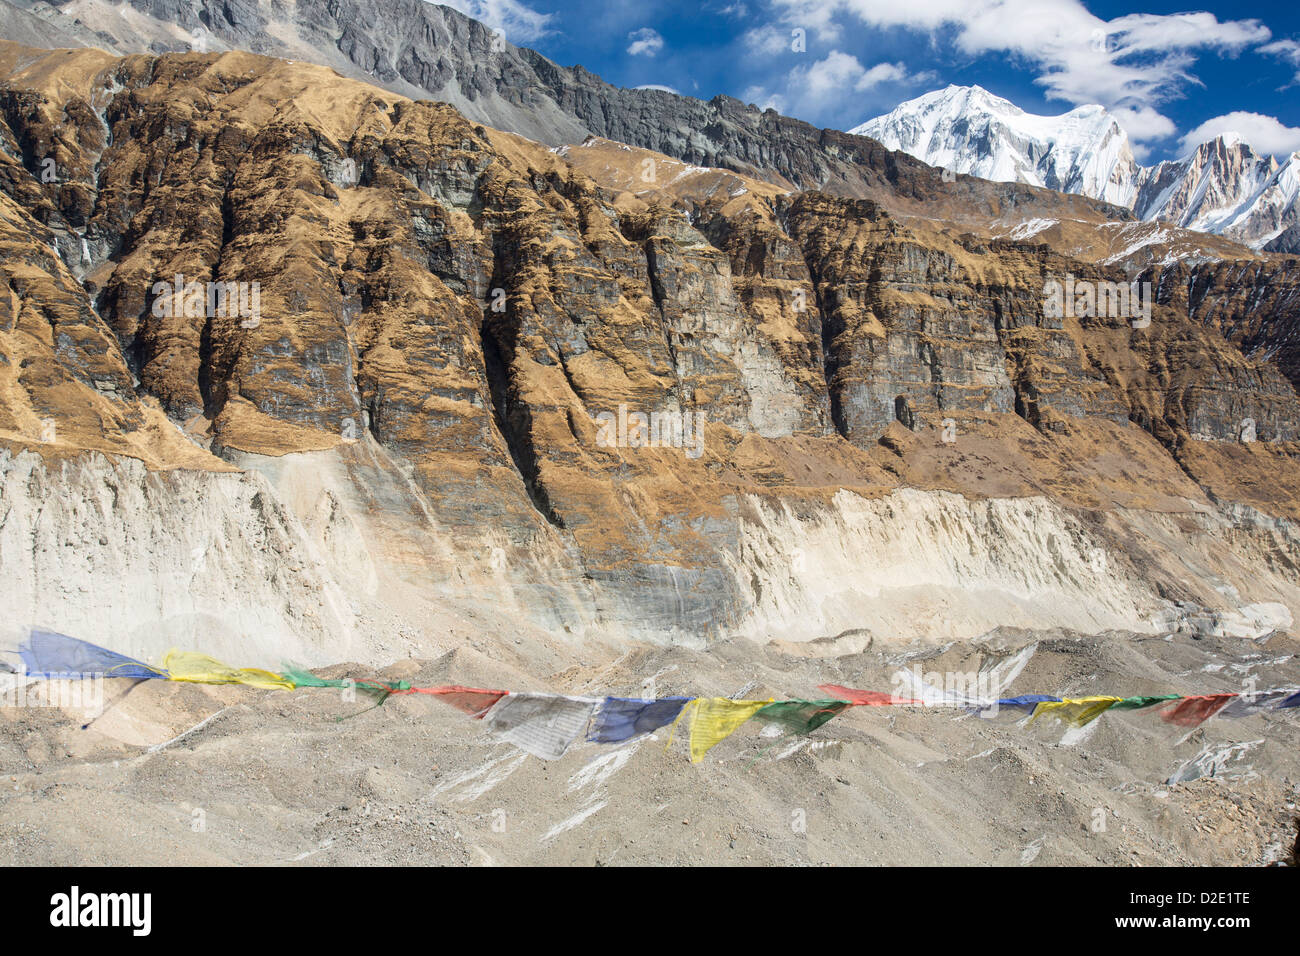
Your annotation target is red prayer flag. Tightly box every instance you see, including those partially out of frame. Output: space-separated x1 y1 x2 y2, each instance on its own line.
1160 694 1236 727
818 684 920 706
408 685 507 718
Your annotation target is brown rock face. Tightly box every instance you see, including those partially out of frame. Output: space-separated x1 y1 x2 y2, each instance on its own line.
1148 258 1300 392
784 193 1297 446
3 44 1300 638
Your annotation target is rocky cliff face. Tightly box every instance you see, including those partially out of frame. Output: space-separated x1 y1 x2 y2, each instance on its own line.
3 43 1300 663
1146 258 1300 389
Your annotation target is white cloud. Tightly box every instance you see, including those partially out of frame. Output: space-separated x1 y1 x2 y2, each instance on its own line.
769 0 1272 141
634 83 681 94
743 25 795 56
742 84 787 113
1110 105 1177 145
798 51 869 104
1109 105 1177 158
435 0 552 43
856 61 910 88
1261 38 1300 83
627 27 665 57
1262 38 1300 60
770 52 917 118
1178 112 1300 158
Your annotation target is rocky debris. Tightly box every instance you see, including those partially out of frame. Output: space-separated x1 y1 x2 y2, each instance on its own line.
0 628 1296 865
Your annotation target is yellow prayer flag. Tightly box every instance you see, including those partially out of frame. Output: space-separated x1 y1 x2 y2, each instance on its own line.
677 697 772 763
1029 695 1123 728
162 650 295 691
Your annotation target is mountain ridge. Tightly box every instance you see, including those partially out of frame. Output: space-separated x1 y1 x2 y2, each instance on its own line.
855 84 1300 252
13 0 1294 265
0 0 1150 224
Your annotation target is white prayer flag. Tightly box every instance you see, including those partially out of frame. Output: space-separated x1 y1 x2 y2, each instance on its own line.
484 692 600 760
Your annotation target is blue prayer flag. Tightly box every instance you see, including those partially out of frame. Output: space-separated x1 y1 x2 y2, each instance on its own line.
19 630 166 680
587 697 690 743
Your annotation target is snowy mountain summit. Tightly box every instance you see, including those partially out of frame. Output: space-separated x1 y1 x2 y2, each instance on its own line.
852 85 1141 208
852 85 1300 252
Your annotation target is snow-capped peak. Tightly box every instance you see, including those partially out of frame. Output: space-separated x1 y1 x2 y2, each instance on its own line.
851 86 1300 251
851 85 1140 208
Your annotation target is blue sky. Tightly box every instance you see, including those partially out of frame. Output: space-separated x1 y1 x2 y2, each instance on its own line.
439 1 1300 164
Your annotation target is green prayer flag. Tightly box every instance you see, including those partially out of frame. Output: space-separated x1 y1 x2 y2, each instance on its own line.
1111 694 1182 710
754 699 849 735
280 666 411 717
